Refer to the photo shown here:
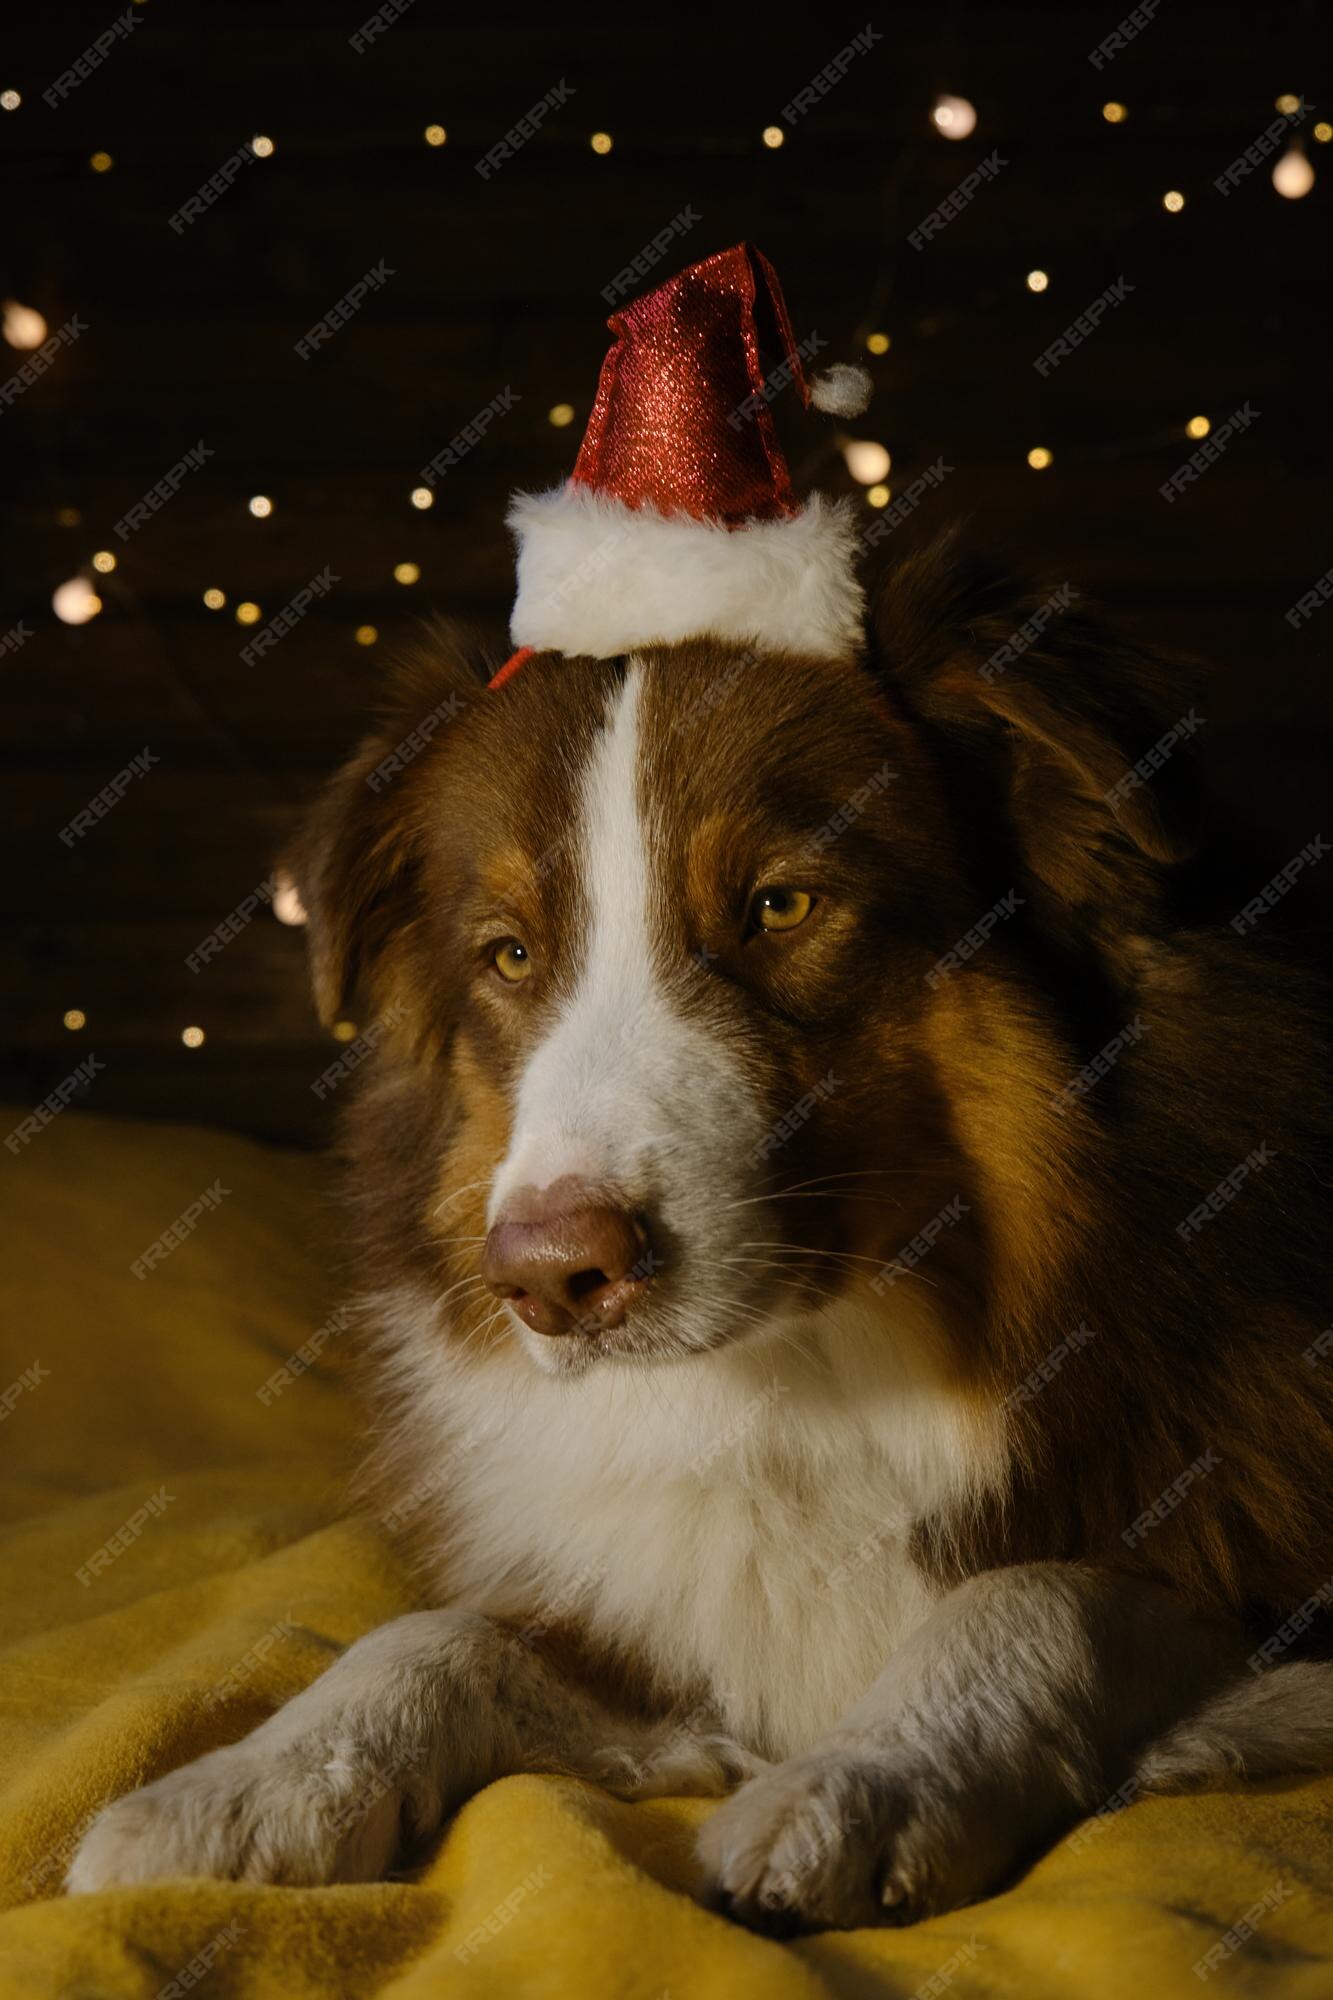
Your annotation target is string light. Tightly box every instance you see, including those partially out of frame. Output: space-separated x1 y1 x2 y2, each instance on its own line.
843 439 891 484
590 131 613 154
762 126 785 149
865 484 891 508
1102 101 1128 124
410 486 434 509
250 134 275 158
424 123 446 146
235 600 261 624
181 1025 205 1048
355 623 378 646
548 402 575 427
248 494 273 518
332 1020 358 1043
1186 415 1211 439
203 587 226 609
3 300 47 349
1162 189 1185 212
931 95 977 139
1027 446 1054 470
1315 123 1332 144
1026 269 1050 293
272 871 308 925
865 331 890 355
1274 93 1301 116
53 577 102 623
89 150 113 172
92 549 116 573
393 561 420 585
1 90 20 111
1272 148 1314 198
63 1009 86 1031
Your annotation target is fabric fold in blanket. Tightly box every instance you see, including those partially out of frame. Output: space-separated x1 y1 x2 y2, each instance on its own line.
2 1107 1331 1996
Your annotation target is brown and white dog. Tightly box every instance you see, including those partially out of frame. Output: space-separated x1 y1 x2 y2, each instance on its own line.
70 531 1333 1930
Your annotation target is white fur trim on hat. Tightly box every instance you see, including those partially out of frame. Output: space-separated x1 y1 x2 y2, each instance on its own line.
507 485 866 661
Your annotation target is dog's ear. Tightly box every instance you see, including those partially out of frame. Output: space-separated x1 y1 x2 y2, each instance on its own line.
282 629 491 1026
283 728 414 1027
867 531 1202 919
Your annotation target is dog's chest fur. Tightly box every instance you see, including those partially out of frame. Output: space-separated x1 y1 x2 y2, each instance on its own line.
375 1284 1004 1759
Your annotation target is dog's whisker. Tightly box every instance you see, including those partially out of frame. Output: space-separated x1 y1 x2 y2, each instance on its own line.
737 1240 892 1269
720 1257 836 1305
723 1168 931 1211
430 1179 492 1219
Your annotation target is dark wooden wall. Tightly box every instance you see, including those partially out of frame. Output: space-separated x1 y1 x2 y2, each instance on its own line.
3 4 1330 1144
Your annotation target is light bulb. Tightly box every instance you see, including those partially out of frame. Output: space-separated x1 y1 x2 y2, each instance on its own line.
272 871 308 925
1272 148 1314 198
3 300 47 349
931 95 977 140
843 439 892 484
53 577 102 624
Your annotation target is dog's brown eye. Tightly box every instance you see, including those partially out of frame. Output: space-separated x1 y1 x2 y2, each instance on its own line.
493 939 532 983
753 887 814 933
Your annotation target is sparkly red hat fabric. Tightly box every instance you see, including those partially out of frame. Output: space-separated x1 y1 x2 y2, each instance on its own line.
496 240 869 677
569 242 812 526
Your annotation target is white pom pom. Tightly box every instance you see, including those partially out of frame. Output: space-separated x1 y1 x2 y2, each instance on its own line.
810 364 872 418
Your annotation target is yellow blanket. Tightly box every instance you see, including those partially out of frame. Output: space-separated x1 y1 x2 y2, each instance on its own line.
2 1108 1331 1997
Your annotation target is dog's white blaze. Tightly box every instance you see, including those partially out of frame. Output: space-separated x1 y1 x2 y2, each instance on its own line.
490 658 750 1241
488 659 665 1213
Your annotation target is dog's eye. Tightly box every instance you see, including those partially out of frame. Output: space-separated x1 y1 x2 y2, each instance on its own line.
493 939 532 983
753 887 814 933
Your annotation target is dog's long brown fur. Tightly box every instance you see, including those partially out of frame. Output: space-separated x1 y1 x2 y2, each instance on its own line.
867 537 1333 1624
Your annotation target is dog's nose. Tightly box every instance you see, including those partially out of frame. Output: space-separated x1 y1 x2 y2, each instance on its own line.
482 1192 651 1337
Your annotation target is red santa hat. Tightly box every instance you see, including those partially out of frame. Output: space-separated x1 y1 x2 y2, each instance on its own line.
495 243 871 683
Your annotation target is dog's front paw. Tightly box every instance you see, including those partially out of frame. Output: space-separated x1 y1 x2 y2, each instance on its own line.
697 1746 995 1933
66 1736 425 1892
